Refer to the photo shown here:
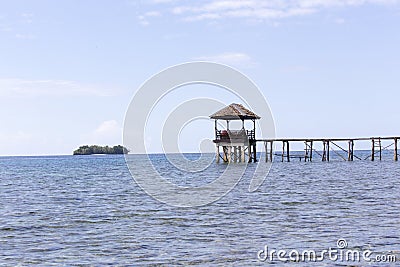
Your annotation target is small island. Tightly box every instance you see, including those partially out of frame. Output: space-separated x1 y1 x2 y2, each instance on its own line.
73 145 129 155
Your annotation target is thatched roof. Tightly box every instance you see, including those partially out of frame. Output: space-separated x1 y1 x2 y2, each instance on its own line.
210 103 260 120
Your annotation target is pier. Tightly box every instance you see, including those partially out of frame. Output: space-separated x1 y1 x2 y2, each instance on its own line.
211 103 399 163
259 137 399 162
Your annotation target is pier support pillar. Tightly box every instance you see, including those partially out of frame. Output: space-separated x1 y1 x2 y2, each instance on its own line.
348 140 354 161
327 141 330 161
269 141 273 162
286 141 290 162
395 138 398 161
371 139 375 161
216 146 220 163
265 141 273 162
264 142 268 162
322 140 331 162
304 141 313 162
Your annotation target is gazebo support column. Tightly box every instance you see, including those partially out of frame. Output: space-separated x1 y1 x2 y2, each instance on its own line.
248 144 252 163
216 145 220 163
253 143 257 162
223 146 228 163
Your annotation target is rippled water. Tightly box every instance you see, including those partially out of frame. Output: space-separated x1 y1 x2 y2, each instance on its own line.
1 154 399 266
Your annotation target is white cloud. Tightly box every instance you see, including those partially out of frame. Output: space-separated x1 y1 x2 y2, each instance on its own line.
15 33 35 39
138 10 161 26
82 120 122 145
142 0 400 22
334 17 346 24
145 11 161 17
0 24 12 32
21 13 34 24
194 52 254 67
0 78 120 97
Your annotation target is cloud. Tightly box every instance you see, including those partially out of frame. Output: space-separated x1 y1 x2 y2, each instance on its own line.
15 33 35 39
334 17 346 24
193 52 255 67
0 24 12 32
138 10 161 26
21 13 34 24
0 78 120 97
141 0 400 23
82 120 122 145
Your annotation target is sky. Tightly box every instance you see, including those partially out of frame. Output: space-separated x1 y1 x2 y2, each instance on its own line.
0 0 400 155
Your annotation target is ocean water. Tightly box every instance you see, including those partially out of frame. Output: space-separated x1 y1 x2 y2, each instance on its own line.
1 153 399 266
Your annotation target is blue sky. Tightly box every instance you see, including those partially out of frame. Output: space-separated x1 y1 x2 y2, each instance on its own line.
0 0 400 155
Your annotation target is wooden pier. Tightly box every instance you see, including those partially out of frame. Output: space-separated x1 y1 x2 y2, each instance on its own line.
260 137 400 162
211 104 399 163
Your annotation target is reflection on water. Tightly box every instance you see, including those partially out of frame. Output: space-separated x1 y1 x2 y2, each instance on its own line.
0 154 399 266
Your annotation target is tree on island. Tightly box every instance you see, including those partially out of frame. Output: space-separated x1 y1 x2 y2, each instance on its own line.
73 145 129 155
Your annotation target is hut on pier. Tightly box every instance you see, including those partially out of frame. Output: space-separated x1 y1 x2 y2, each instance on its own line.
210 103 260 163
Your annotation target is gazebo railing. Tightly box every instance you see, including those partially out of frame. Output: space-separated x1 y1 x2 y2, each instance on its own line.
215 129 255 142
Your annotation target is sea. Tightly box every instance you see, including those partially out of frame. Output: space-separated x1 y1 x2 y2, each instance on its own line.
1 152 399 266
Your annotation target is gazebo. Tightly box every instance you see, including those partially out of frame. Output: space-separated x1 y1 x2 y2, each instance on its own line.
210 103 260 163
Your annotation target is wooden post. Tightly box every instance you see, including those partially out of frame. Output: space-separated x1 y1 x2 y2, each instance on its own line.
282 141 285 162
348 140 354 161
286 141 290 162
348 140 351 161
216 145 220 163
253 144 257 162
327 141 330 161
379 138 382 161
264 142 268 162
233 146 237 163
241 146 245 163
269 141 273 162
310 141 313 161
322 141 326 161
371 139 375 161
304 142 309 162
395 138 398 161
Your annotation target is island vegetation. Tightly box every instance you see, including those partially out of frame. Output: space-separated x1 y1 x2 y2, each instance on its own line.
73 145 129 155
